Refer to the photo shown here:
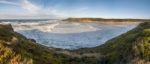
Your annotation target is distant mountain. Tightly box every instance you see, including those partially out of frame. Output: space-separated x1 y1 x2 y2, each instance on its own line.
63 18 150 22
0 21 150 64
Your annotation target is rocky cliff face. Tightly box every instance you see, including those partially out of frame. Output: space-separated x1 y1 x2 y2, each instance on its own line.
0 21 150 64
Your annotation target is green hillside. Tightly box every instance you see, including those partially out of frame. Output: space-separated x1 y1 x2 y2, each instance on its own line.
73 22 150 64
99 22 150 64
0 24 64 64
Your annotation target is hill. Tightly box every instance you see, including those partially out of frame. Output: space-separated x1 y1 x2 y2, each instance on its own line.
0 24 66 64
63 18 149 23
73 21 150 64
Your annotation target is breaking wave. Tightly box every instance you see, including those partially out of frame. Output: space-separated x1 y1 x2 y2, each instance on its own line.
0 20 138 49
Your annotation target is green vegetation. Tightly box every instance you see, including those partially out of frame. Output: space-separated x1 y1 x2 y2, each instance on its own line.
0 21 150 64
98 22 150 64
73 22 150 64
0 24 64 64
63 18 150 22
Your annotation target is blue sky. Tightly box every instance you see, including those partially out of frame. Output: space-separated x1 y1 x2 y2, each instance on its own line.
0 0 150 19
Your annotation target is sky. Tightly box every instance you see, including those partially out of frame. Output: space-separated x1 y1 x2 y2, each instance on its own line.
0 0 150 19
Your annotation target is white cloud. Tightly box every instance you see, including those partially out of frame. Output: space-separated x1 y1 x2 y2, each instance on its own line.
44 8 66 17
21 0 41 14
0 0 41 15
0 0 63 18
0 0 19 5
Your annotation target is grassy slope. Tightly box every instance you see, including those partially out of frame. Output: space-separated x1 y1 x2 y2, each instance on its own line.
0 24 66 64
0 21 150 64
97 22 150 64
73 22 150 64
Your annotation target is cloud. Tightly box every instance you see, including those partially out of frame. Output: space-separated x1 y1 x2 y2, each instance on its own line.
21 0 41 14
0 0 65 18
0 0 41 14
0 0 19 5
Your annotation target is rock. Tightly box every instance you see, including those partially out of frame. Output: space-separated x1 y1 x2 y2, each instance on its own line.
28 38 36 43
11 36 18 43
0 24 14 31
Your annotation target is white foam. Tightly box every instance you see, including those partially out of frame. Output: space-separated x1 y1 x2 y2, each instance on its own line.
12 21 99 33
0 20 138 49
